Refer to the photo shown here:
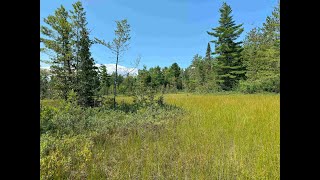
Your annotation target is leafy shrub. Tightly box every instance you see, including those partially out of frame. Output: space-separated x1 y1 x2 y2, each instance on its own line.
40 91 184 179
41 87 183 136
40 104 58 134
132 86 165 108
40 134 93 180
41 93 90 135
238 75 280 93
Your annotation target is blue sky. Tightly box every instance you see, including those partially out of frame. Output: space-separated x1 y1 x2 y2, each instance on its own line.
40 0 278 69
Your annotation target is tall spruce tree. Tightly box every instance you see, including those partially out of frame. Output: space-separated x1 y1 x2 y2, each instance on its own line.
207 2 245 90
70 1 99 106
204 42 215 85
40 5 74 99
205 43 212 61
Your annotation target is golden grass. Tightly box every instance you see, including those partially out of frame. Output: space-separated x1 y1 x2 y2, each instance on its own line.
88 93 280 179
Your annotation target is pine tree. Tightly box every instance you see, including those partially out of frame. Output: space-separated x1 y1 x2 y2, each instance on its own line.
40 5 74 99
205 43 212 61
70 1 99 106
149 66 164 89
99 65 111 95
170 63 182 90
138 65 152 88
262 1 280 48
207 2 245 90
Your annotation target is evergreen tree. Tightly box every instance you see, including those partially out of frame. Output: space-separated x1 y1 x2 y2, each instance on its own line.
149 66 164 89
207 2 245 90
170 63 182 90
162 67 170 90
205 43 212 61
204 43 214 79
99 65 111 95
241 2 280 93
70 1 99 106
40 5 74 99
138 65 152 88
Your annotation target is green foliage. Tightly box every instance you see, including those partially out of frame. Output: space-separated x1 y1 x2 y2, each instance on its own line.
40 93 184 179
40 1 280 179
170 63 183 90
70 1 100 107
136 63 183 93
40 0 279 107
120 75 136 95
40 134 93 179
40 68 50 99
40 104 57 134
240 2 280 93
41 1 100 104
40 89 181 135
132 86 163 108
205 42 212 61
98 65 111 96
41 94 279 179
183 54 219 93
41 5 75 100
207 2 245 90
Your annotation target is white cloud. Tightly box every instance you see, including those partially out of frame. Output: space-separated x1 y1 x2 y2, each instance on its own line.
40 64 138 76
95 64 138 76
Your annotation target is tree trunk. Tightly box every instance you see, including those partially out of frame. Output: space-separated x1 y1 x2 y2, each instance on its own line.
114 52 119 109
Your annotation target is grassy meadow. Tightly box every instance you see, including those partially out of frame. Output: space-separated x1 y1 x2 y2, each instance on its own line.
114 94 280 179
41 93 279 179
40 1 280 179
164 94 279 179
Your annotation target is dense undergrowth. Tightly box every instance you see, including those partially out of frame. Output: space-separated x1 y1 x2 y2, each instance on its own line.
40 91 184 179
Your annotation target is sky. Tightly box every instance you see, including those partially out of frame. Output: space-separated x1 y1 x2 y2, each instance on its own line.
40 0 278 70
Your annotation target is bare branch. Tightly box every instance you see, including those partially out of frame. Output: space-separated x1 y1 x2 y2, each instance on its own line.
123 55 141 76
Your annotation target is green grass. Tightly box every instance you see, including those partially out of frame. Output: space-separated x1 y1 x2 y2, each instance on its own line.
41 94 280 179
164 94 280 179
91 94 279 179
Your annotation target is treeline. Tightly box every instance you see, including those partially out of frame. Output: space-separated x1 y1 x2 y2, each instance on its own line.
40 1 280 106
130 2 280 93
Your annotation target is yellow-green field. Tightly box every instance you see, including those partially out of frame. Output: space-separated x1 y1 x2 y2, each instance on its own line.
91 94 279 179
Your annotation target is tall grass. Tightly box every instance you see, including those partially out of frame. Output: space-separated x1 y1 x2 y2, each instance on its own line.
41 94 279 179
164 94 280 179
92 94 279 179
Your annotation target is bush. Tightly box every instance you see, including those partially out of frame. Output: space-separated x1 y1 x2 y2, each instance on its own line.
40 104 58 134
41 92 93 135
40 91 184 179
41 89 183 136
132 86 165 108
40 134 93 180
238 75 280 93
